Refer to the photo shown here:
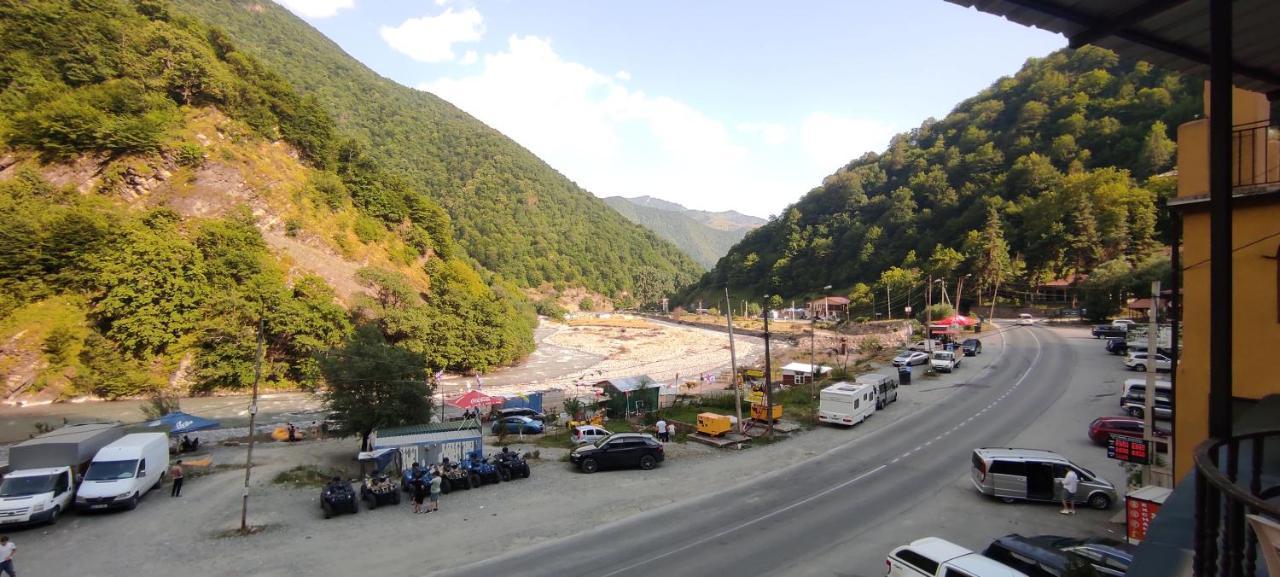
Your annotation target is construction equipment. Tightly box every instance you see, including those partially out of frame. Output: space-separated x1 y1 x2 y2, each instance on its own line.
696 413 733 437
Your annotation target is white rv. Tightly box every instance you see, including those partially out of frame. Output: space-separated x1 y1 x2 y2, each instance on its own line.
75 433 169 511
818 382 876 426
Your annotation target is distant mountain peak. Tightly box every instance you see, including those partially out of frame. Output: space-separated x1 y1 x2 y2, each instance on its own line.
607 196 766 232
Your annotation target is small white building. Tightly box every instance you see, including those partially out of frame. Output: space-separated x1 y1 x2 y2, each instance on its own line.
780 362 833 385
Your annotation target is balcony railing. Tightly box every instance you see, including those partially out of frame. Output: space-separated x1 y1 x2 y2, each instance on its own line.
1232 120 1280 190
1193 430 1280 577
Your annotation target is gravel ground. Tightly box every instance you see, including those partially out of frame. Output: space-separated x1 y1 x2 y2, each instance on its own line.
3 358 980 577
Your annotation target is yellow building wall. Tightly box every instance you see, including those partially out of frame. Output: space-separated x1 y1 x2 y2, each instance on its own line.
1173 85 1280 481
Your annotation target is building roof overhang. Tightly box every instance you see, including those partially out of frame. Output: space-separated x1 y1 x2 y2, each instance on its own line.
945 0 1280 99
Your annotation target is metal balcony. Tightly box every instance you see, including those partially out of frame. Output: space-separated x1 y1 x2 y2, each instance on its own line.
1193 430 1280 577
1232 121 1280 191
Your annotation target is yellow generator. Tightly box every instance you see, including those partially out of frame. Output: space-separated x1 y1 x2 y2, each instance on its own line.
696 412 733 437
750 402 783 423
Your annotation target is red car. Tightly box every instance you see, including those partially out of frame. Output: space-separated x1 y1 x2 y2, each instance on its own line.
1088 416 1169 449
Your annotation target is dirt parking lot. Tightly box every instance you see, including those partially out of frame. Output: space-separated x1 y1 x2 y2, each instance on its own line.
5 356 983 577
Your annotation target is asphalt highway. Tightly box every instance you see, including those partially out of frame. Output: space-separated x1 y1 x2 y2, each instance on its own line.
434 324 1075 577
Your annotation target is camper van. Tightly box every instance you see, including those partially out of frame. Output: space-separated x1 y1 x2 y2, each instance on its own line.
818 382 876 426
76 433 170 511
855 372 899 409
1120 378 1172 406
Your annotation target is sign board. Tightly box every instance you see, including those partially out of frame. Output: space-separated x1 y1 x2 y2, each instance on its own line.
1125 485 1172 544
746 391 764 405
1108 435 1151 464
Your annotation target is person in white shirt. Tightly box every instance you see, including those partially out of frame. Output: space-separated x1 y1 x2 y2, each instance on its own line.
667 422 677 442
1060 468 1080 515
0 535 16 577
655 419 668 442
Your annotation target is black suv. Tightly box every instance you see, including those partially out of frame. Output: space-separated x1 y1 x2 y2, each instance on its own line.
497 407 546 421
984 534 1134 577
569 433 664 474
961 338 983 356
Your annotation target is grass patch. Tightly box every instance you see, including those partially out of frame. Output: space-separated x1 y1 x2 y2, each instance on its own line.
273 465 346 488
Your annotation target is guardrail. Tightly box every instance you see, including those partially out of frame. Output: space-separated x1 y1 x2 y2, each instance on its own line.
1232 120 1280 190
1193 430 1280 576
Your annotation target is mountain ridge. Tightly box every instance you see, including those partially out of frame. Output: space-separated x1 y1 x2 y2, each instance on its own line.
601 196 764 269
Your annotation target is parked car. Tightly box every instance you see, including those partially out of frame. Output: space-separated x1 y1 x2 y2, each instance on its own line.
887 537 1028 577
1120 378 1172 406
893 350 929 367
930 350 961 373
497 407 546 421
569 433 664 474
962 338 983 356
1123 394 1173 420
1103 337 1129 355
1087 416 1169 451
970 448 1118 510
491 416 544 435
1125 352 1172 372
571 425 612 445
983 534 1135 577
1017 313 1035 325
1091 324 1128 339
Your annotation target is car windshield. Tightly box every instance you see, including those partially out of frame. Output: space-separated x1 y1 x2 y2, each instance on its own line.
0 474 57 497
85 459 139 481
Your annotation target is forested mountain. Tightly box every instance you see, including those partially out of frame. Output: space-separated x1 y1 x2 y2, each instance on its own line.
170 0 701 300
683 47 1195 315
603 196 764 268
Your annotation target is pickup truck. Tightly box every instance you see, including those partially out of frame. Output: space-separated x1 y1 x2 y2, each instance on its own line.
1092 324 1129 339
930 350 961 373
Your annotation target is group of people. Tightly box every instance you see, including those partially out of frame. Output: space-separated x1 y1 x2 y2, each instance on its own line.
404 462 442 514
654 419 677 442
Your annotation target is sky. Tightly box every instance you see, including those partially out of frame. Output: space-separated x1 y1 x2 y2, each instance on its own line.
275 0 1065 218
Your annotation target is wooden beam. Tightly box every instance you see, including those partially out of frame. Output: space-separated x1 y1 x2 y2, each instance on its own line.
1068 0 1193 48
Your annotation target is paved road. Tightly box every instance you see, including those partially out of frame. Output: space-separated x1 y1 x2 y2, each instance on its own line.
433 324 1080 577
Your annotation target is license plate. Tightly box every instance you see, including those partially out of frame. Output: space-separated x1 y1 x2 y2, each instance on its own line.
90 504 108 510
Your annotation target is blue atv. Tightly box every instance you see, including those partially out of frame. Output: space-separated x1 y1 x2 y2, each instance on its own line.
463 450 503 486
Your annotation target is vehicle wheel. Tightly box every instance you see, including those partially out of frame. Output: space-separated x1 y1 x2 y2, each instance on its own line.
324 506 332 519
498 468 511 482
124 493 139 511
581 458 599 474
521 465 530 478
639 455 657 470
1088 493 1112 510
391 492 401 505
1135 364 1146 372
1129 407 1143 418
47 505 60 525
368 497 378 510
440 479 453 494
999 497 1017 504
469 473 482 488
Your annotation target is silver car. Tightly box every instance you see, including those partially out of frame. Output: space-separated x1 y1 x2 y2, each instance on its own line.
970 448 1118 510
893 351 929 367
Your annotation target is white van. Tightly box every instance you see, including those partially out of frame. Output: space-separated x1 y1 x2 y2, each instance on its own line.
888 537 1027 577
818 382 876 426
1017 313 1034 326
0 467 75 525
931 350 961 373
75 433 169 511
1120 378 1172 406
855 372 899 409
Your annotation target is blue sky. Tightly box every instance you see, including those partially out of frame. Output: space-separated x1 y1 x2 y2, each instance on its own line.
278 0 1064 217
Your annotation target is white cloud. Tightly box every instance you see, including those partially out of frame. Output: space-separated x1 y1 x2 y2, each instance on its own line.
459 50 478 65
614 70 631 81
737 122 790 146
380 8 484 63
421 36 772 214
801 112 897 172
435 0 450 5
275 0 355 19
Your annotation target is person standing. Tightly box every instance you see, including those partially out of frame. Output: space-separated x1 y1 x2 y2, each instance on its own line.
655 418 668 443
287 422 297 442
1060 468 1079 515
428 469 442 512
412 475 428 514
667 421 677 442
170 460 184 497
0 536 16 577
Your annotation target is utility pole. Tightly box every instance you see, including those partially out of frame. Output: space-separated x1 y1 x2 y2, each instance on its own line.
987 276 1001 327
240 314 264 534
926 276 934 355
886 284 892 320
762 297 774 440
1143 281 1160 485
725 287 743 434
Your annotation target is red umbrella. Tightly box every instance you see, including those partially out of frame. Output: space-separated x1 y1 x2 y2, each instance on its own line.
448 390 495 409
937 315 976 327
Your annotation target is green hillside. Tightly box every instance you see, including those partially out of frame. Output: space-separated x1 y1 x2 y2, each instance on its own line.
0 0 540 398
170 0 700 301
684 47 1196 314
603 196 762 269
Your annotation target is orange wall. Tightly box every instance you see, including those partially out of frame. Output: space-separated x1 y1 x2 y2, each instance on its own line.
1173 84 1279 480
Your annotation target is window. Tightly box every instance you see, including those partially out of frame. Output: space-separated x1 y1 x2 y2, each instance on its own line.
854 399 860 409
989 460 1027 475
894 550 939 576
944 568 975 577
53 473 69 495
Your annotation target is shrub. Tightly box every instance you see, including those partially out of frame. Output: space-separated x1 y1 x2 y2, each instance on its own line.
42 326 80 365
173 142 205 167
578 297 595 312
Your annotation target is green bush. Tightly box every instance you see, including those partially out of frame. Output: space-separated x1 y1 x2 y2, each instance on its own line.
173 142 205 167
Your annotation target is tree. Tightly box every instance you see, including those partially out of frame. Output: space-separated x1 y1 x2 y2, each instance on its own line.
969 205 1012 303
926 244 966 281
1137 121 1176 178
322 324 432 450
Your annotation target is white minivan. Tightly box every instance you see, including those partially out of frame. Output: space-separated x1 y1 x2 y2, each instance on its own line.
75 433 169 511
